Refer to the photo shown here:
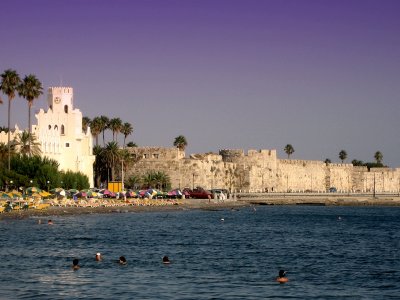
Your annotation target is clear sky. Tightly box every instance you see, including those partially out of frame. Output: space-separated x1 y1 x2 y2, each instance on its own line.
1 0 399 167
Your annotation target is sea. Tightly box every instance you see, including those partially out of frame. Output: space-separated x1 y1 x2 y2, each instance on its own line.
0 205 399 300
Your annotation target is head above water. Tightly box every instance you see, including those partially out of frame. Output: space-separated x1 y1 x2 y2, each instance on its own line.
119 256 127 264
162 256 170 263
73 259 79 266
279 270 286 277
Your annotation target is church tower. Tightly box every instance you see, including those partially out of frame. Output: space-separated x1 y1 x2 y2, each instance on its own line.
33 87 95 187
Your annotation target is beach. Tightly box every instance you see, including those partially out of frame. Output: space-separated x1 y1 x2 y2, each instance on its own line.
2 193 400 221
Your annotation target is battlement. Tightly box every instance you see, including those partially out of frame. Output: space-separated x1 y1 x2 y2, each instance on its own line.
48 87 73 94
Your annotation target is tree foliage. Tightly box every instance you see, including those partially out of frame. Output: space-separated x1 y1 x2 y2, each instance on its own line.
284 144 295 159
173 135 187 151
339 150 347 163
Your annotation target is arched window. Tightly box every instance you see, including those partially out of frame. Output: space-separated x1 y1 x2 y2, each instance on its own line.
48 125 51 130
61 125 65 135
64 105 68 113
54 125 58 130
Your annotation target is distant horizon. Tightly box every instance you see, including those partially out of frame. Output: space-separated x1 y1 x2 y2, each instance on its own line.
1 0 399 167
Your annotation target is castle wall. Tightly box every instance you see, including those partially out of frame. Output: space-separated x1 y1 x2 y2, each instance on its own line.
124 147 400 194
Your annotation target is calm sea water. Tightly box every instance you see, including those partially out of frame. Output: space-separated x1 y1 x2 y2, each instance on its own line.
0 205 399 299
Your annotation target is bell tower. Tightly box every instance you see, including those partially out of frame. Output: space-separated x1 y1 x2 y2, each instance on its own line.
47 87 74 113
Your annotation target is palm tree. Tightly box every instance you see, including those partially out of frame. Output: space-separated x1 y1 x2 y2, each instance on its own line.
126 142 137 148
284 144 295 159
103 141 121 181
109 118 122 142
18 74 43 136
121 122 133 148
99 115 109 146
13 131 41 156
374 151 383 164
90 117 102 146
173 135 188 151
82 116 91 134
0 69 21 169
339 150 347 163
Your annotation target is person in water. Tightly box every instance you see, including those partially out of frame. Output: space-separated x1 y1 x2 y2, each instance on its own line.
162 256 170 264
72 259 80 270
48 219 53 225
95 253 102 261
276 270 288 283
119 256 127 265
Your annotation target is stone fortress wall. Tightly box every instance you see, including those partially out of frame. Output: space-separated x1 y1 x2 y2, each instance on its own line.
126 147 400 193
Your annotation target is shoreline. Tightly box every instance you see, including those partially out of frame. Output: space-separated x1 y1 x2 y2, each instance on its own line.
2 195 400 220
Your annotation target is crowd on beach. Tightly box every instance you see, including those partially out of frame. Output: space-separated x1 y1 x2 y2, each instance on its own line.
0 187 184 213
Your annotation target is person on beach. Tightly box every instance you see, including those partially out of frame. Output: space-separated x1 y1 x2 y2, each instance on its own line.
72 259 80 270
276 270 288 283
162 256 170 264
95 253 102 261
119 256 127 265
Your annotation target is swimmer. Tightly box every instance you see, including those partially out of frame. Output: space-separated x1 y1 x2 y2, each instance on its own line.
38 219 42 224
72 258 80 270
48 219 53 225
162 256 170 264
276 270 288 283
221 218 225 221
119 256 127 265
95 253 102 261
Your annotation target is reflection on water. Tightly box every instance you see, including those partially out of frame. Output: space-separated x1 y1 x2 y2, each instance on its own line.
0 206 400 299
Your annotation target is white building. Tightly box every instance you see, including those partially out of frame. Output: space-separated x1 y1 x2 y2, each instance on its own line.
0 87 95 187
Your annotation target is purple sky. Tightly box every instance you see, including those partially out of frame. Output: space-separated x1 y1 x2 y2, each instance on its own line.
1 0 399 167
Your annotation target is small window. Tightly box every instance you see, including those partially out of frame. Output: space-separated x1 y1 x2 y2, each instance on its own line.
153 154 159 159
64 105 68 113
54 125 58 130
48 125 51 130
66 143 70 147
61 125 65 135
143 154 148 159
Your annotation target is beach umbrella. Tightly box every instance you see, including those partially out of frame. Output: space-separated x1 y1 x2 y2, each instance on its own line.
101 189 112 196
8 190 22 199
40 191 52 197
50 188 66 197
86 191 98 198
26 187 42 194
0 192 12 199
76 192 87 198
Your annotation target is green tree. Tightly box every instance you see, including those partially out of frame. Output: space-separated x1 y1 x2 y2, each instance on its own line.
351 159 364 166
284 144 295 159
339 150 347 163
18 74 43 141
374 151 383 164
103 141 121 181
121 122 133 148
173 135 188 151
93 145 107 187
125 175 142 190
0 69 21 169
109 117 122 142
13 131 41 156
